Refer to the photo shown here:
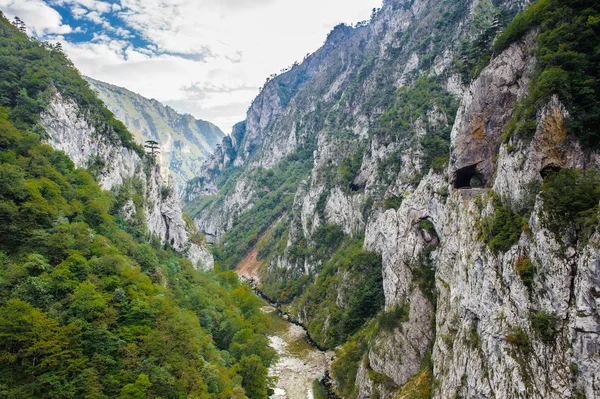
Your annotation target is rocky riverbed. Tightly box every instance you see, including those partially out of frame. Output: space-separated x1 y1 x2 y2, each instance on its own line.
262 305 332 399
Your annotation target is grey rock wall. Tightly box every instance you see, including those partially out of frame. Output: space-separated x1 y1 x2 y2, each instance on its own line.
41 91 213 270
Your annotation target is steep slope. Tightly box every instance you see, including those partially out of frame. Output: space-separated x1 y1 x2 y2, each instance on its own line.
39 89 215 269
186 0 600 398
0 12 211 268
85 77 224 192
0 13 276 398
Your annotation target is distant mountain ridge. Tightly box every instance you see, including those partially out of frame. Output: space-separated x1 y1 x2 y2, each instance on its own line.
85 76 224 192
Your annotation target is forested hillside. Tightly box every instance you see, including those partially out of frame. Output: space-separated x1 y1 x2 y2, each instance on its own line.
0 14 275 398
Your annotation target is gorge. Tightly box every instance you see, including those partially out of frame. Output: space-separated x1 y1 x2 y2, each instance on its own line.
0 0 599 398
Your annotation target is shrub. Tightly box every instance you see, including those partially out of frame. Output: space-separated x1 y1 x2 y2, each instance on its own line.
418 219 435 231
384 195 403 211
481 200 527 253
412 248 438 305
331 340 365 399
378 302 410 331
431 155 450 172
465 323 481 350
540 168 600 243
529 310 559 343
338 147 365 192
505 326 531 356
515 256 536 289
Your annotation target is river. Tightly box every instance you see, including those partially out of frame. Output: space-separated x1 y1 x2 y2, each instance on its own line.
261 304 333 399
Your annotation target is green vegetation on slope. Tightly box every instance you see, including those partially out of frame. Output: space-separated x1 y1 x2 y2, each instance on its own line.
0 106 276 398
209 143 316 270
374 76 458 176
480 182 539 253
494 0 600 144
0 16 276 398
258 224 384 350
289 237 384 349
0 15 142 155
539 168 600 244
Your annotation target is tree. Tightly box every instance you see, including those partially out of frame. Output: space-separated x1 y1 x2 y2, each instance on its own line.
69 280 107 321
235 355 268 399
119 374 151 399
0 299 83 396
12 17 26 33
144 140 160 157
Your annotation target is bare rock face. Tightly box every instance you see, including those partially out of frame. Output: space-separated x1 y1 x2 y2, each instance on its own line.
42 91 140 190
41 91 213 270
367 290 434 387
430 35 600 399
449 32 536 189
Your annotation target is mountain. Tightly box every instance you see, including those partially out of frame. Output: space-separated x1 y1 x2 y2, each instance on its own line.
0 12 275 397
186 0 600 398
85 77 225 192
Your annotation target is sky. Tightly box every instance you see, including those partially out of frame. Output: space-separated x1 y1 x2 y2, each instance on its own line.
0 0 382 134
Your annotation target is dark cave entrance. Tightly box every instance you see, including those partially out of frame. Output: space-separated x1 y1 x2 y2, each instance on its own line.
453 164 485 189
540 163 562 179
349 181 365 192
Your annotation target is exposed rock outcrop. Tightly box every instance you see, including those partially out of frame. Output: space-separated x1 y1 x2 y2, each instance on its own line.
85 77 224 193
41 90 213 270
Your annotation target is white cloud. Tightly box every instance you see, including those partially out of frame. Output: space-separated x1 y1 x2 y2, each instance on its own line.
0 0 72 36
6 0 383 134
51 0 112 14
84 10 106 25
71 6 86 18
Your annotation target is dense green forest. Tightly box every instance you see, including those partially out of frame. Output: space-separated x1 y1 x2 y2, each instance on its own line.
0 15 275 398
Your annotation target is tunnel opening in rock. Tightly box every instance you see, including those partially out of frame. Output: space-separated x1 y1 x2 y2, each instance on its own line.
454 164 484 189
349 179 366 192
540 163 562 179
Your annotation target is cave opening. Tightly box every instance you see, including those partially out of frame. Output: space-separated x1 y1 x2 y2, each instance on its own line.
349 182 365 192
454 164 485 189
540 163 562 179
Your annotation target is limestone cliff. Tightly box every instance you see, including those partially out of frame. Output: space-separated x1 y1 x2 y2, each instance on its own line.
41 90 213 270
85 77 224 193
186 0 599 397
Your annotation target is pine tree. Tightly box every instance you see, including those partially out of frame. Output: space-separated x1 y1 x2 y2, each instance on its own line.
144 140 160 157
12 17 26 34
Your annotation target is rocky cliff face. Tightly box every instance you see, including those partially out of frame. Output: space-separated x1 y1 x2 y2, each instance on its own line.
186 0 600 397
85 77 224 193
41 90 213 270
